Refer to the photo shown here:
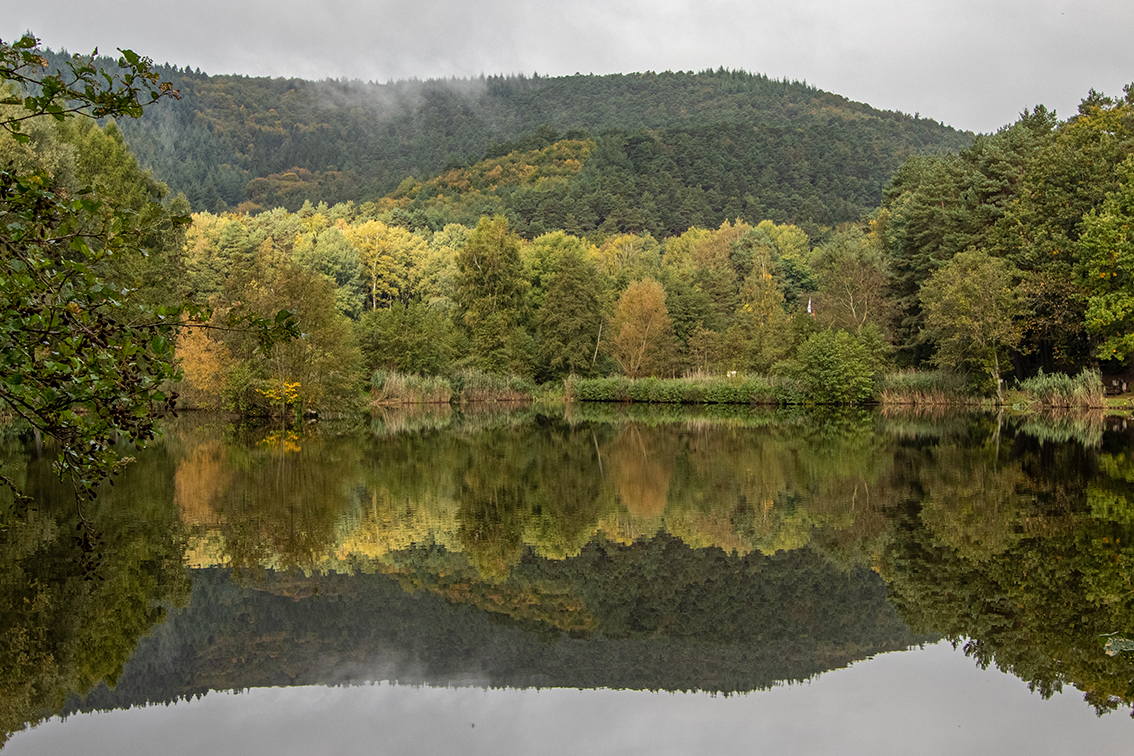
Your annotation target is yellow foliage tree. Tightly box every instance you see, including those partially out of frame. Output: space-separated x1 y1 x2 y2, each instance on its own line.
590 233 661 283
693 219 750 272
176 324 232 408
661 226 712 276
346 220 427 309
607 278 678 377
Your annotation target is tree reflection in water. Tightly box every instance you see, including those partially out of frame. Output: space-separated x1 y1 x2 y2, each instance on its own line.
3 405 1134 742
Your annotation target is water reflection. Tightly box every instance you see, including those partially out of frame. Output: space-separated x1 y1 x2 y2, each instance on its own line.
15 647 1134 756
0 437 189 747
174 406 912 572
2 405 1134 747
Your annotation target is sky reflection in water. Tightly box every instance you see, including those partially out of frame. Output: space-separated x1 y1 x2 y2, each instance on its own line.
10 643 1134 756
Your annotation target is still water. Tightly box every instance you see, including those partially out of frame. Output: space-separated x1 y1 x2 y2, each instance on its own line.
3 404 1134 753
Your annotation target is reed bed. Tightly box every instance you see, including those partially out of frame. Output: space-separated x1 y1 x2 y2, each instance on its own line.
370 371 454 405
451 369 536 403
1016 369 1106 409
878 370 976 406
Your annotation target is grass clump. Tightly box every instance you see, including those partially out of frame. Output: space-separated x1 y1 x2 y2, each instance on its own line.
452 369 536 403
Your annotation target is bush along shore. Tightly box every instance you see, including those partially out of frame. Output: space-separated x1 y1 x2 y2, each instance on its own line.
565 374 803 405
368 367 1112 409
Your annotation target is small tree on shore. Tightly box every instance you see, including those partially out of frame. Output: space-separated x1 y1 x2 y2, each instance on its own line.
920 249 1026 402
607 278 677 378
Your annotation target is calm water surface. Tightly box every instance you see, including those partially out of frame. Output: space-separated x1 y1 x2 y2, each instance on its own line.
3 404 1134 753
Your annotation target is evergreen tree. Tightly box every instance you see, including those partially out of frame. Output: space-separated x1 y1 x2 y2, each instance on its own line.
536 249 605 380
454 216 532 374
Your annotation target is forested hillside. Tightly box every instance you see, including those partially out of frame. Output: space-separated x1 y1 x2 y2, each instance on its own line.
162 77 1134 414
370 120 931 238
10 39 1134 430
38 48 970 230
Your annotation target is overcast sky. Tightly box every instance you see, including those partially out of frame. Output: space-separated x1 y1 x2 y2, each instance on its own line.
6 0 1133 133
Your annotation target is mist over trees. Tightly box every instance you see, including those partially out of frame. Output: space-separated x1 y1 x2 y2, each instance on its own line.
34 47 970 232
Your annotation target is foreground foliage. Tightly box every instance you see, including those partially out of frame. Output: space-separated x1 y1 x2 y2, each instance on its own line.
1 36 301 503
0 37 186 503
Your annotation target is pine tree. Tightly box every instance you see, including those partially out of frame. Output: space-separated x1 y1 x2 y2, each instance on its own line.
536 249 605 379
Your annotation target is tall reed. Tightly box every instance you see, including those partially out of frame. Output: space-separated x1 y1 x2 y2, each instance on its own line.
452 369 536 403
1016 369 1106 409
370 370 453 405
878 370 974 406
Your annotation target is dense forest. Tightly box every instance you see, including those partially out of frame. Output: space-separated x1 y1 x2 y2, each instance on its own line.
162 77 1134 416
85 56 1131 408
35 48 970 228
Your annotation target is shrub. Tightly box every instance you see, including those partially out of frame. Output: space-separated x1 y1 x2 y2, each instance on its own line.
222 362 270 415
792 330 878 404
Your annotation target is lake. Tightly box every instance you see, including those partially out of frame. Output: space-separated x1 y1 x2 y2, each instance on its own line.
3 404 1134 753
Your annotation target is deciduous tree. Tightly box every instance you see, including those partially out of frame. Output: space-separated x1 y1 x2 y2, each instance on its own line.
812 227 893 336
536 249 604 379
0 37 187 502
920 249 1026 402
346 219 428 310
1078 156 1134 363
0 35 296 504
607 278 677 378
736 251 791 372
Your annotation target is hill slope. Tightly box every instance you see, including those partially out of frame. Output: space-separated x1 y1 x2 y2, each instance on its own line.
36 51 971 227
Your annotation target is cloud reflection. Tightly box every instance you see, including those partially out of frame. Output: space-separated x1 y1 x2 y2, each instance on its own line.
10 644 1134 756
